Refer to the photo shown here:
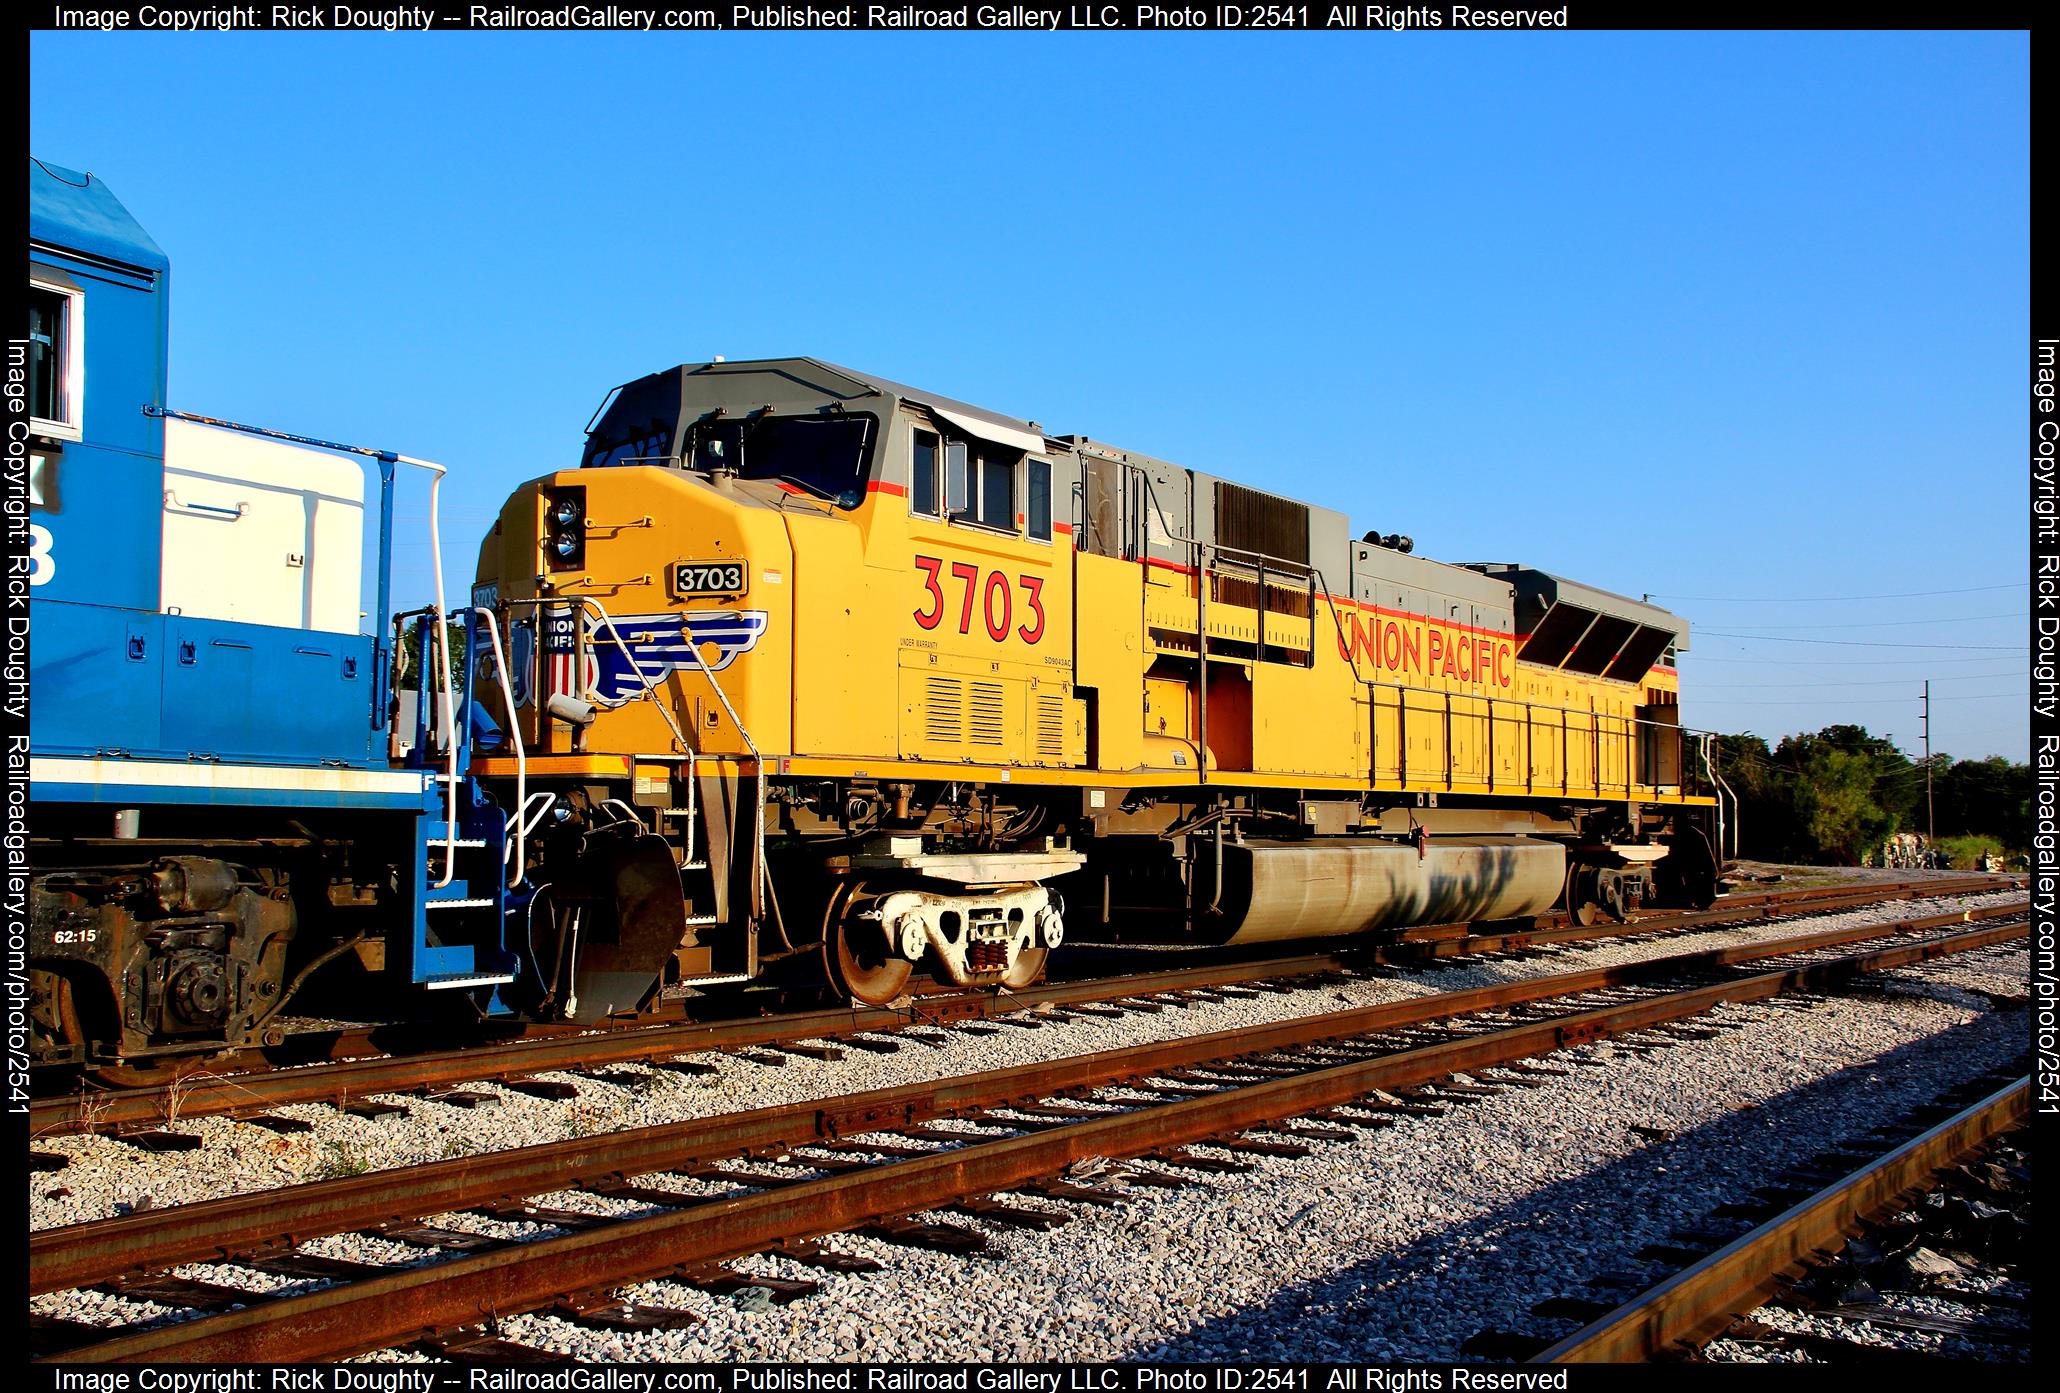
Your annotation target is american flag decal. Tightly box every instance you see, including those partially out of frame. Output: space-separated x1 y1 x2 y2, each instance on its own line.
543 604 583 702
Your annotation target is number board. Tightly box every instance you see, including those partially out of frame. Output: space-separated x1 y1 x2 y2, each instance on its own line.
671 559 748 599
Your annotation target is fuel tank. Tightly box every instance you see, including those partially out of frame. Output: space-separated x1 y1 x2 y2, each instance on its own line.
1199 836 1566 945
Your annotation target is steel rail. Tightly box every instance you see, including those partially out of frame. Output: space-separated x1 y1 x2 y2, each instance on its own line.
30 878 2015 1136
40 917 2026 1361
29 903 2026 1296
1532 1077 2031 1363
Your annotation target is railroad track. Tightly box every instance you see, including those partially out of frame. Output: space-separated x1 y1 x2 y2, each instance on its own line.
30 875 2019 1137
30 904 2027 1362
1535 1072 2029 1363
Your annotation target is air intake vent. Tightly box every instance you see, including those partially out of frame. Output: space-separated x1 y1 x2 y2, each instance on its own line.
925 675 964 744
1035 694 1065 758
1215 480 1309 567
969 681 1006 746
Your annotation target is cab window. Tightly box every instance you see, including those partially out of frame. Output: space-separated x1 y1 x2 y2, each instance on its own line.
972 447 1015 530
28 279 82 438
1026 458 1052 541
912 429 939 516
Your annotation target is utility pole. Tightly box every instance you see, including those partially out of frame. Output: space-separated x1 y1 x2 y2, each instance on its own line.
1922 679 1935 856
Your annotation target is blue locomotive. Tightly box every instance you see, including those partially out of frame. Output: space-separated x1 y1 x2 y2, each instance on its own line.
24 157 520 1076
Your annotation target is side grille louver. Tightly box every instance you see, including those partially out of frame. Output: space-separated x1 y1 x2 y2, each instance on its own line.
1035 694 1065 758
925 675 963 744
969 681 1006 746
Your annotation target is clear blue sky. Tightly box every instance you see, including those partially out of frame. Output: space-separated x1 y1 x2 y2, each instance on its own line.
30 30 2030 761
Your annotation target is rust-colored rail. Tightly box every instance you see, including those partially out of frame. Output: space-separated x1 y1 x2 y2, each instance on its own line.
30 903 2023 1298
41 914 2026 1362
30 878 2014 1137
1533 1076 2031 1362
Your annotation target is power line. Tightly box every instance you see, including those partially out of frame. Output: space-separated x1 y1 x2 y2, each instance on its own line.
1702 692 2022 706
1696 672 2024 690
1649 583 2018 602
1686 652 2023 666
1686 612 2024 630
1699 631 2018 650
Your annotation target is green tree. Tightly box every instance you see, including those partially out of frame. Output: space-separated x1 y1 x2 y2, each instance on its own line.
1791 747 1901 864
1712 723 1928 864
1932 754 2030 841
395 617 470 693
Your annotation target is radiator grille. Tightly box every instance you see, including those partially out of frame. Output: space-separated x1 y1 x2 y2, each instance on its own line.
969 681 1006 746
1215 480 1309 566
925 675 963 744
1035 694 1066 758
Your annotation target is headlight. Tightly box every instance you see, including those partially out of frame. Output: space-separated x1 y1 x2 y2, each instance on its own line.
541 486 587 571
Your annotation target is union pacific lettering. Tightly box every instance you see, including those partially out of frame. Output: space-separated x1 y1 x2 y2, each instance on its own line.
1337 609 1516 688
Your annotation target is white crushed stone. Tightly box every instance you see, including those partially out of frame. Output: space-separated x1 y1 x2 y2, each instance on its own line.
450 943 2017 1363
39 934 2028 1362
28 888 2021 1236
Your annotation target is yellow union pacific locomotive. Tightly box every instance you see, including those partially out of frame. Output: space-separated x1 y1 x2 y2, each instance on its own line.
469 358 1719 1014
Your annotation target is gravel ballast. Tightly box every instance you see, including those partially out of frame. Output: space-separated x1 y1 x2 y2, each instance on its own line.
29 920 2027 1362
28 888 2021 1233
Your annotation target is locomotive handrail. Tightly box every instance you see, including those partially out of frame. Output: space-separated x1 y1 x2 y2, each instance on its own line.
1358 679 1703 802
577 596 766 922
452 605 528 887
492 595 765 921
489 595 692 754
568 600 694 753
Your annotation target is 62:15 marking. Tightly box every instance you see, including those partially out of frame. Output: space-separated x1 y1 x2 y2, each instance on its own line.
913 555 1046 644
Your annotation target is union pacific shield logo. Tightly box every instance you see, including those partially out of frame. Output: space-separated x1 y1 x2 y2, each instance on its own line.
587 610 769 702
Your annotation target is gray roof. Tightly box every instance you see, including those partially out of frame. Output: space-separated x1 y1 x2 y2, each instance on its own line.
687 357 1048 444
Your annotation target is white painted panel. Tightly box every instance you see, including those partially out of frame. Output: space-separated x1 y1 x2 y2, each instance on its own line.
161 418 366 632
32 756 428 795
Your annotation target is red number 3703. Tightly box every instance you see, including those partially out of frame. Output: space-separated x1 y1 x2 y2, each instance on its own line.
913 556 1046 644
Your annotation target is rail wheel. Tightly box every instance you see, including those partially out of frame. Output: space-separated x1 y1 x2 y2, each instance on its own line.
86 1054 222 1090
1658 827 1720 910
1001 946 1049 993
820 880 913 1006
1565 866 1606 927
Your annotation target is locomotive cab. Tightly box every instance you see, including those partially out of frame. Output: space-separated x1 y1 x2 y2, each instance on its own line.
470 360 1082 1010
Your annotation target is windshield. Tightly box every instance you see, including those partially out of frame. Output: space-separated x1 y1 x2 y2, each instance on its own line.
583 375 682 470
690 413 876 509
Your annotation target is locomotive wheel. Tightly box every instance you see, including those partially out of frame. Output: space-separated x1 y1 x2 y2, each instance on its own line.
88 1054 222 1090
1000 945 1049 993
1564 866 1604 928
39 970 236 1088
820 880 913 1007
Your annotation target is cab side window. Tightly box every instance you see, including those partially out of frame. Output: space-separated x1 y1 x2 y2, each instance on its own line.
912 429 940 516
911 423 1051 542
973 447 1015 530
28 279 83 439
1026 458 1052 541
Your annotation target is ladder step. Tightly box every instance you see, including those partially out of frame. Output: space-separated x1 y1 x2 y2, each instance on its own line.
427 897 497 910
430 839 489 849
422 973 517 990
679 860 709 872
683 914 719 927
